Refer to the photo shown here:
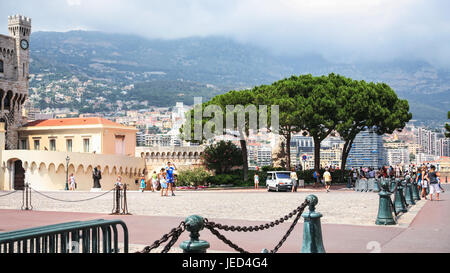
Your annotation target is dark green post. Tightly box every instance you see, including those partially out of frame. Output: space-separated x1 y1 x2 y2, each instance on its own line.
373 178 380 192
394 181 408 213
404 182 416 205
412 180 421 201
301 195 325 253
376 179 396 225
179 215 210 253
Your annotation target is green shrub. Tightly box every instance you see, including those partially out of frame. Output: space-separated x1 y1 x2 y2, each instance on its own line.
177 167 211 187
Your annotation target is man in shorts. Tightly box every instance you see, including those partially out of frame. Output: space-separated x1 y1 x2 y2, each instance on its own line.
323 168 332 193
427 165 441 201
165 162 177 196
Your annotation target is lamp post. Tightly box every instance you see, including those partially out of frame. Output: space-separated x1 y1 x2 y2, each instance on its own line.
65 156 70 190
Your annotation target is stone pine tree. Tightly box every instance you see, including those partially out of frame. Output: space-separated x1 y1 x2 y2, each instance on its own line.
255 78 302 170
296 74 340 173
335 78 412 181
180 89 257 182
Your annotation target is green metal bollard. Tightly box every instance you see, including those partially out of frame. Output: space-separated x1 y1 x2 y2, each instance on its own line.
179 215 210 253
375 180 396 225
301 195 325 253
404 182 416 206
373 178 380 192
394 181 408 213
412 181 421 201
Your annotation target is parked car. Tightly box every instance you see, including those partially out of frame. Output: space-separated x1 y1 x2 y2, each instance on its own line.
266 171 293 192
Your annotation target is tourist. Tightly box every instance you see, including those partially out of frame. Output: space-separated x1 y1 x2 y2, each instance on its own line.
165 162 177 196
426 165 441 201
151 171 158 192
290 168 298 192
254 173 259 189
159 168 168 197
139 175 146 192
115 175 123 190
417 167 428 199
323 168 332 193
68 173 76 190
313 170 320 188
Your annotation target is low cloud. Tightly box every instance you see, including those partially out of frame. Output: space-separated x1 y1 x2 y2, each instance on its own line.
1 0 449 67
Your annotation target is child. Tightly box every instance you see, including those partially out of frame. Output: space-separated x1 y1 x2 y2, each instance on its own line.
151 171 158 192
159 168 168 197
139 176 146 192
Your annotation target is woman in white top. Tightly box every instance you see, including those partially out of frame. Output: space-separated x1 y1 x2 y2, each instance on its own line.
69 173 76 190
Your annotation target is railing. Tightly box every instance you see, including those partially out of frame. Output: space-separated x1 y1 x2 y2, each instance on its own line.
0 219 128 253
137 195 325 253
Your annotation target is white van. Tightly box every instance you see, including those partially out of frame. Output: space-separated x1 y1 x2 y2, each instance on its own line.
266 171 293 192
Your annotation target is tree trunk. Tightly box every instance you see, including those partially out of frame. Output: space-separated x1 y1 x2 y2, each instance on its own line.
340 138 354 183
285 131 291 171
314 137 321 172
240 139 248 182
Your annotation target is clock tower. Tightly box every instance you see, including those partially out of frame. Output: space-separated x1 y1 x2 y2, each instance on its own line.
8 14 31 82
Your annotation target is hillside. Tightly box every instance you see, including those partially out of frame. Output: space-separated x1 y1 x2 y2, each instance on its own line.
27 30 450 123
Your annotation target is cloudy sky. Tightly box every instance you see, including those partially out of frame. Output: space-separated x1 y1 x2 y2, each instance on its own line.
1 0 449 67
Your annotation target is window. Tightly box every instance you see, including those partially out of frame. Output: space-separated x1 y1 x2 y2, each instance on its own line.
0 60 3 73
66 139 72 152
33 140 40 150
83 139 90 153
20 139 27 150
49 139 56 151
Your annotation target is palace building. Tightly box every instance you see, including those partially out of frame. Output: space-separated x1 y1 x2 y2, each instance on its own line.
0 15 145 191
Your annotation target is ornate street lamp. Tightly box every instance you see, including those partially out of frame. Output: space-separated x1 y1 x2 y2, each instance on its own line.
65 156 70 190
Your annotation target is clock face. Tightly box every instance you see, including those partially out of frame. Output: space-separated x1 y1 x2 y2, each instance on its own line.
20 39 29 50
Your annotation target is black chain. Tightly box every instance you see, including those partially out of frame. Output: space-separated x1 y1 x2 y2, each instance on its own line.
203 200 309 253
139 221 186 253
0 190 19 197
271 203 307 253
30 187 115 202
205 225 249 253
205 200 309 232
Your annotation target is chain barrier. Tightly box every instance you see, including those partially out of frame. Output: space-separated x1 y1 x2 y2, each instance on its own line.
30 187 115 202
138 199 311 253
0 190 19 198
137 221 186 253
204 200 309 253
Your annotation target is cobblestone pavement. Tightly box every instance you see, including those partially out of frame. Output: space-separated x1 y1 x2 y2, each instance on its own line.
0 187 424 227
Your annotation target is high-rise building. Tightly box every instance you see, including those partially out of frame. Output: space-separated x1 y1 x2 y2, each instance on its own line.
347 128 386 169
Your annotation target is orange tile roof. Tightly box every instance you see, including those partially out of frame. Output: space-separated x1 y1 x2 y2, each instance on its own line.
23 117 127 128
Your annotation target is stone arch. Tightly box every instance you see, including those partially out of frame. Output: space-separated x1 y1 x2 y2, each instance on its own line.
140 152 145 158
76 164 84 174
103 166 110 176
56 164 65 174
111 166 117 175
47 163 55 172
85 165 93 174
4 90 13 110
38 162 46 171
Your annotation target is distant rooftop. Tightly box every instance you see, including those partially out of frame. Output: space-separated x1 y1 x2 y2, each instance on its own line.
22 117 130 128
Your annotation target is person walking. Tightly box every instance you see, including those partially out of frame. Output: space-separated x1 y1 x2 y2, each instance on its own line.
426 165 441 201
323 168 332 193
159 168 168 197
254 173 259 189
165 162 177 196
291 168 298 192
68 173 76 191
313 170 320 188
139 175 146 192
151 171 158 192
417 167 428 199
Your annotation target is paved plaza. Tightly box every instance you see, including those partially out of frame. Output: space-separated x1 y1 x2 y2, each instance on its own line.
0 185 448 253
